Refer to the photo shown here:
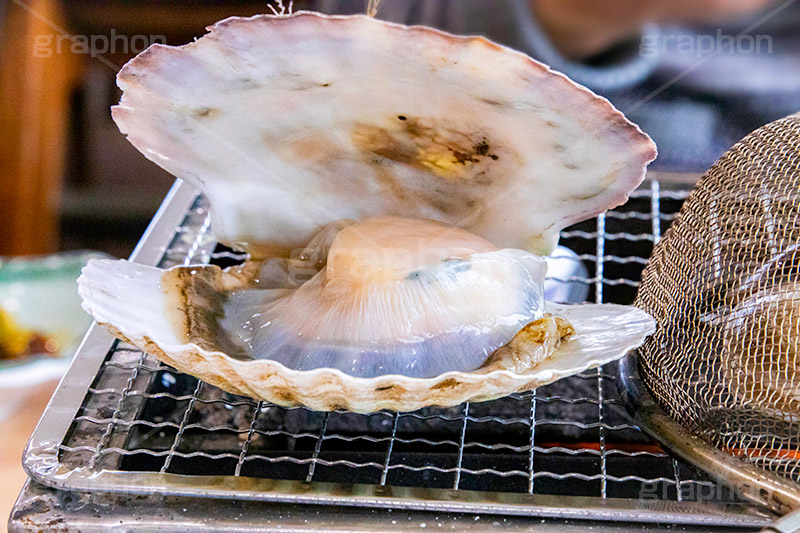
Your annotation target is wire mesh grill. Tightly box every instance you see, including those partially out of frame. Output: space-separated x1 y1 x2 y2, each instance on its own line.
636 114 800 485
54 181 744 513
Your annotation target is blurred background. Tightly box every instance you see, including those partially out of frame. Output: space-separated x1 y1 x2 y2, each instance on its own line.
1 0 798 258
1 1 280 259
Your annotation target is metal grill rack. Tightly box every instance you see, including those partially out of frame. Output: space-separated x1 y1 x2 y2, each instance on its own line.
22 178 775 527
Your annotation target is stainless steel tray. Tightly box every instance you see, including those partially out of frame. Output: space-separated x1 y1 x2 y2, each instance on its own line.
19 176 775 528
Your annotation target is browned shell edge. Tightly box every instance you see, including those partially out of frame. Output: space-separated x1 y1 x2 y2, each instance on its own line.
114 11 657 230
96 315 573 413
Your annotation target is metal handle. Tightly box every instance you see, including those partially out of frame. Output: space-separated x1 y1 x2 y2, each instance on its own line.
618 351 800 516
764 507 800 533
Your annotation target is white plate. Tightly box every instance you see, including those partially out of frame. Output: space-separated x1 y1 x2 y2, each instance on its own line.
0 251 109 388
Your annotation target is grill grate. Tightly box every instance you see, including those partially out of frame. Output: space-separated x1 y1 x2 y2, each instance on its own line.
24 179 774 525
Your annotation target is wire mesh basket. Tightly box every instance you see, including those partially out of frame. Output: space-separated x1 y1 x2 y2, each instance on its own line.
631 114 800 517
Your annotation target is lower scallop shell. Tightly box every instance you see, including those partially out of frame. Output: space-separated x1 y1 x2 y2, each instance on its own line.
78 258 655 413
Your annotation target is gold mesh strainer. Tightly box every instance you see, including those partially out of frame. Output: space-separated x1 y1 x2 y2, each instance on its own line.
622 113 800 518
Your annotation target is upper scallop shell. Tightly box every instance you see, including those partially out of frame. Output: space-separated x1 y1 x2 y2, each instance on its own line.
111 11 656 257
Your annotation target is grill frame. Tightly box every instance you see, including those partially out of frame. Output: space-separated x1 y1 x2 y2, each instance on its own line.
21 177 775 527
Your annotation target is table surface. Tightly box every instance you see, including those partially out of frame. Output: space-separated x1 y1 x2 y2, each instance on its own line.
2 380 58 531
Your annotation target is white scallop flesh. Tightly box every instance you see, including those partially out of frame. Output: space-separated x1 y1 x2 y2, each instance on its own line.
111 12 657 258
220 217 547 378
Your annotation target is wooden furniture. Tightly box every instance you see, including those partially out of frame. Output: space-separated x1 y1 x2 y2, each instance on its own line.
0 1 276 257
0 379 58 524
0 0 80 256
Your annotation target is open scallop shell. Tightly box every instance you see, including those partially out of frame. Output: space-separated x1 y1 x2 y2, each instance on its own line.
111 11 656 257
90 12 659 412
79 259 655 413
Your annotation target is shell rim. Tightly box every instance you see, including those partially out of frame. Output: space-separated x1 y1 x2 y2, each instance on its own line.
79 270 646 385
